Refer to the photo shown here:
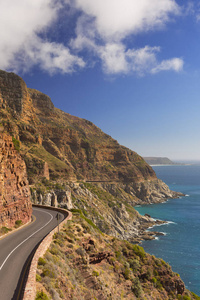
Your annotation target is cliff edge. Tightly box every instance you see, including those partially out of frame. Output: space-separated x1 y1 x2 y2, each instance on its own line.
0 132 32 227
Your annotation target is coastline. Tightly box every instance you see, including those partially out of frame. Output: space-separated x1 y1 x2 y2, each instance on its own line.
134 192 184 244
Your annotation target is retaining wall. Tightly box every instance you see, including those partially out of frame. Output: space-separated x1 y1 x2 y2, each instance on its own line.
23 205 72 300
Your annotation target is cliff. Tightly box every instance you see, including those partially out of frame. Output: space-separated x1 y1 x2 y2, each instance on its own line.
0 70 177 198
0 69 182 239
0 132 32 227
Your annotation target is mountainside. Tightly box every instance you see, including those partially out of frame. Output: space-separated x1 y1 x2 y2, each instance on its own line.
0 70 156 184
0 70 182 241
0 132 32 228
36 212 199 300
1 70 198 299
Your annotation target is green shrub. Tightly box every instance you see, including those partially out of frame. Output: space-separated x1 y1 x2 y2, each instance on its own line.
35 291 49 300
152 277 157 285
132 244 146 259
123 267 131 280
183 296 191 300
0 226 12 234
36 274 41 282
115 251 122 260
131 277 143 297
92 270 99 277
15 220 23 228
12 137 20 152
38 257 46 266
42 268 56 278
128 258 140 271
49 245 59 256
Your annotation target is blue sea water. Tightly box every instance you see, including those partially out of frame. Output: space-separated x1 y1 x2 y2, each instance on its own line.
135 165 200 296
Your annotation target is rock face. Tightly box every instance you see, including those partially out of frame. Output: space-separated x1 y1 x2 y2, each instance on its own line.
0 133 32 227
0 69 156 185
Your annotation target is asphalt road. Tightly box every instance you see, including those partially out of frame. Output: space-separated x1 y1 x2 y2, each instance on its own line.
0 206 66 300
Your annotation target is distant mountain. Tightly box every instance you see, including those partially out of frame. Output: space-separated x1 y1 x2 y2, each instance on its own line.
143 157 176 165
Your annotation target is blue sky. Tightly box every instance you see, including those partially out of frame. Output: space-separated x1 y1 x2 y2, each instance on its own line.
1 0 200 160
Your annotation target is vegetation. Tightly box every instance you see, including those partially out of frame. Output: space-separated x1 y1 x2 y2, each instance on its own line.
15 220 23 228
12 136 20 152
35 291 49 300
35 214 198 300
0 226 12 235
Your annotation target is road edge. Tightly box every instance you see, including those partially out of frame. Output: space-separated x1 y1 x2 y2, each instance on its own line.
22 205 72 300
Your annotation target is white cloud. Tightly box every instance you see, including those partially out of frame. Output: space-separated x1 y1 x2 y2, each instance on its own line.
71 0 184 75
151 58 184 73
73 0 180 41
96 44 183 75
0 0 184 76
126 46 160 75
98 43 128 74
0 0 85 73
18 36 85 74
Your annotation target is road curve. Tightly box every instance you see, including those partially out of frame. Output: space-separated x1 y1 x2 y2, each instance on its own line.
0 207 66 300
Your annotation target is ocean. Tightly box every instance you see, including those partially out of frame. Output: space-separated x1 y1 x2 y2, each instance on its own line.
135 165 200 296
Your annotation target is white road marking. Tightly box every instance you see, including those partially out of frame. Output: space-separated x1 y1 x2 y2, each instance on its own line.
0 208 54 271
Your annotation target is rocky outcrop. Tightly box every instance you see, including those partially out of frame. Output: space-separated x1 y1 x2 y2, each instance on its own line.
0 133 32 227
31 188 73 210
31 181 172 243
125 179 183 204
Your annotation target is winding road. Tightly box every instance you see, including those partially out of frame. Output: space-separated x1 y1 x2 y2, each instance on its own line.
0 206 66 300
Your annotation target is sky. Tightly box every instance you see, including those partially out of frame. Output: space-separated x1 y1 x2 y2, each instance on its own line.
1 0 200 161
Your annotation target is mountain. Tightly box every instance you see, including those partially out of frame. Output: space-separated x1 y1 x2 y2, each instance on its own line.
0 69 156 184
1 70 198 299
143 157 176 165
0 69 183 240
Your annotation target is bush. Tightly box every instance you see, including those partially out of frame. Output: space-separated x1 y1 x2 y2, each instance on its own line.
38 257 47 266
49 245 59 256
128 258 140 271
35 291 49 300
15 220 23 228
92 270 99 277
36 274 42 282
132 244 146 259
0 226 12 234
115 251 122 260
42 268 56 279
131 277 143 297
123 267 131 280
12 137 20 152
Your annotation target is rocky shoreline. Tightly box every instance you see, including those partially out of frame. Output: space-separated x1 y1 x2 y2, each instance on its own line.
132 190 185 244
30 180 184 245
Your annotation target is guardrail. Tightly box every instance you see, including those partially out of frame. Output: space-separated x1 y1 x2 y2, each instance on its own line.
23 205 72 300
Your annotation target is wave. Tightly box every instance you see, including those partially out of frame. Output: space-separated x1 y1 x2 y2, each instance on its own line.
166 221 177 225
185 194 190 197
